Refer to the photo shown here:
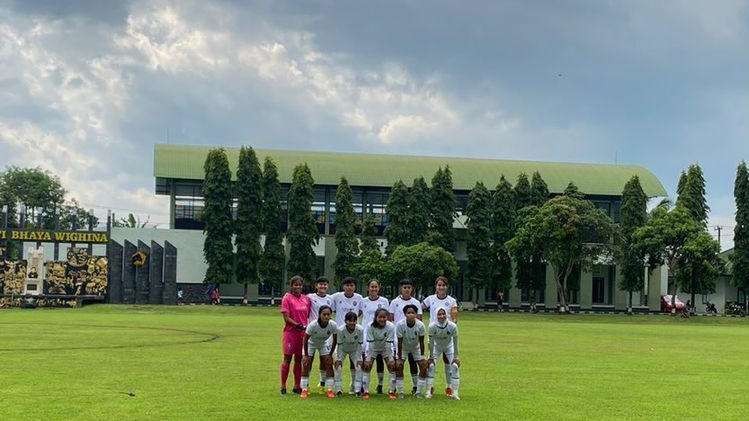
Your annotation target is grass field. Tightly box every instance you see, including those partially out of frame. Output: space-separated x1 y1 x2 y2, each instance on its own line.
2 305 749 420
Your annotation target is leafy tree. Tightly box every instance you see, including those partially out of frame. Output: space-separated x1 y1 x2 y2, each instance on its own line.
616 176 648 312
385 180 410 255
490 175 515 299
57 199 98 230
286 163 319 282
514 172 532 209
235 146 263 300
0 166 65 227
389 242 459 292
530 171 549 206
409 176 430 244
677 164 709 226
428 166 456 251
732 162 749 309
351 212 387 286
675 232 723 307
634 204 703 313
114 213 149 228
260 157 285 298
334 177 358 281
202 148 235 285
563 182 583 198
508 193 615 312
465 182 492 302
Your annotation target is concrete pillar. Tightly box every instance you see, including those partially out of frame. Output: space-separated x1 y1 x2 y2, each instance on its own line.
135 241 150 304
122 240 136 304
107 240 123 304
545 264 557 309
163 241 177 305
149 241 164 304
580 268 593 309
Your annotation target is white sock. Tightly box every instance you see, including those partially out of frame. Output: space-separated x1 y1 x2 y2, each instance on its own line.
319 369 325 385
411 374 418 389
361 372 370 393
389 371 397 393
334 366 342 392
301 376 309 390
377 371 384 386
417 377 426 395
354 367 362 393
450 363 460 396
444 362 451 387
325 377 334 391
396 377 404 394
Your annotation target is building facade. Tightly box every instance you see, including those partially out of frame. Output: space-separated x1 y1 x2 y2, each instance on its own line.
148 144 671 311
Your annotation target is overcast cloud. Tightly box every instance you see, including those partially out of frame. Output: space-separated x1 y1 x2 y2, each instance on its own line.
1 0 747 249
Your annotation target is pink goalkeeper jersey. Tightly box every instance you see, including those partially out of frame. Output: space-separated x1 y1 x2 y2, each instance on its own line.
280 292 311 333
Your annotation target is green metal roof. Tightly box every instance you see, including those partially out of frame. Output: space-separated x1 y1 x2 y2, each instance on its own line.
154 144 667 197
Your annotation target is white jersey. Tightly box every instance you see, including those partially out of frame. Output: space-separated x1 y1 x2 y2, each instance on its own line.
361 296 390 328
305 320 338 349
423 294 458 324
396 319 425 351
336 324 364 354
389 296 423 324
428 321 458 355
307 293 334 322
331 292 363 326
366 321 395 353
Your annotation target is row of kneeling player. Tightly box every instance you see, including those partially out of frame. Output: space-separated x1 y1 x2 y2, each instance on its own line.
301 304 461 400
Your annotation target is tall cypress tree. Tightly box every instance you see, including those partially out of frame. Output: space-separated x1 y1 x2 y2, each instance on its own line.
617 175 648 312
202 148 234 285
684 164 710 225
360 212 380 254
514 173 532 209
409 176 430 244
260 157 285 298
385 180 410 255
466 182 492 302
490 175 515 300
529 171 549 306
428 166 456 251
286 163 318 282
732 162 749 308
235 146 263 301
333 177 357 281
530 171 549 206
513 172 533 301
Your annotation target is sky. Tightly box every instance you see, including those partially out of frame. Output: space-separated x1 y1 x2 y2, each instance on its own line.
1 0 747 249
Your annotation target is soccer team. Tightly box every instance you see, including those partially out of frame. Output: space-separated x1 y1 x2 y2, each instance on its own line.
279 275 461 400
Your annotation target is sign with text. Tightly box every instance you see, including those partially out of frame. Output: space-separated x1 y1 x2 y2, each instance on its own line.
0 229 109 244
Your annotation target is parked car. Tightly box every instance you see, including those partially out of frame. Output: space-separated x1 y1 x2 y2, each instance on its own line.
660 295 686 313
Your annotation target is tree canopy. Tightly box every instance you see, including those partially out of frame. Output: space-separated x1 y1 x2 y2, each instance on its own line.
333 177 358 281
385 180 410 255
428 166 456 251
389 242 459 292
259 157 285 295
286 163 319 282
202 148 235 285
732 162 749 305
235 146 263 290
465 181 492 299
616 175 648 311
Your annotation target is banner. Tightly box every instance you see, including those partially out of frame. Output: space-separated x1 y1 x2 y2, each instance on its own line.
0 229 109 244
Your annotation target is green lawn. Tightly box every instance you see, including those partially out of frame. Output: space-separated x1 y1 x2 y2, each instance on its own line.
1 306 748 420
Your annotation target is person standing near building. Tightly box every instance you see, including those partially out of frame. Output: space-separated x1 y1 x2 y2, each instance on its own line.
279 276 311 395
330 276 363 394
307 276 334 389
389 278 423 394
359 279 390 394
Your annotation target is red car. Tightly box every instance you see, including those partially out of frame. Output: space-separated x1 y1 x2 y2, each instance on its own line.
661 295 686 313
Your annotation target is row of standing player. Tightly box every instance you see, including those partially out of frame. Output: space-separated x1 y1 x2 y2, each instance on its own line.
280 275 460 400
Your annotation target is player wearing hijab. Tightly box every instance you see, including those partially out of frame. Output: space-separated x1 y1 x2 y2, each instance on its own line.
301 305 337 399
395 304 428 398
361 308 397 400
330 276 362 393
389 278 422 394
427 308 461 400
422 276 459 389
334 311 364 396
360 279 390 394
307 276 334 388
